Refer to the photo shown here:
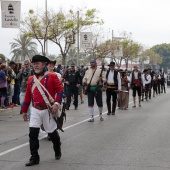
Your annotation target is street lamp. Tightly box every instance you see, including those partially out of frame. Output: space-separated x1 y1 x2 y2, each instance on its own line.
77 11 80 67
45 0 48 57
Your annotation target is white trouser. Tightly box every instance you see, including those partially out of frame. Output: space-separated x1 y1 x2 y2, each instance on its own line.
29 107 57 133
8 84 14 103
20 92 31 118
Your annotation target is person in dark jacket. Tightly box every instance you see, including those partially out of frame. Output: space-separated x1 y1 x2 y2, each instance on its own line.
65 63 81 110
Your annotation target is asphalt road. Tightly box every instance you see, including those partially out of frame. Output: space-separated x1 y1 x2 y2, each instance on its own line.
0 88 170 170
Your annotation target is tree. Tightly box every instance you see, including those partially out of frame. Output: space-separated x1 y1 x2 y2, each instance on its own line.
151 43 170 72
95 40 111 60
141 49 162 65
10 35 38 63
116 32 142 69
22 7 103 65
0 54 7 62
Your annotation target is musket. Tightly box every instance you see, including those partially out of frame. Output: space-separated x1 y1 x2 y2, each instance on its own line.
46 104 64 132
56 95 66 131
116 90 129 93
61 68 68 79
94 63 105 95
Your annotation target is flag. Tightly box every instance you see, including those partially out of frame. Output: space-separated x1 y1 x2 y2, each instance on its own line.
1 1 21 28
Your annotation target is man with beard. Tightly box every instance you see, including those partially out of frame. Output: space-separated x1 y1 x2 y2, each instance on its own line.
22 55 63 166
83 59 105 122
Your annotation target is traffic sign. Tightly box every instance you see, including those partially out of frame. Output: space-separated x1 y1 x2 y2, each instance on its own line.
80 32 92 49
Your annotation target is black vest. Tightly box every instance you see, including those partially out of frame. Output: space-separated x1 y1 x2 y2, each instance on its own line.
106 69 118 87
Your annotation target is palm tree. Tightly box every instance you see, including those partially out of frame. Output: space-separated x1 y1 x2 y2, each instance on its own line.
10 35 38 63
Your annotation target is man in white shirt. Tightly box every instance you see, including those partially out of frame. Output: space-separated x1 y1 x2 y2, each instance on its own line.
105 62 121 115
143 69 151 101
159 69 166 93
129 66 144 107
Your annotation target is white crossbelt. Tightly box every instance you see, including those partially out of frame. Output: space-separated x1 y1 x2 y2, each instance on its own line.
33 75 61 117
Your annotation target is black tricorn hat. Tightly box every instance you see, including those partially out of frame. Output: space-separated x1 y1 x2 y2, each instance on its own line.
31 55 50 63
143 69 148 73
119 69 126 73
108 61 115 66
48 60 56 65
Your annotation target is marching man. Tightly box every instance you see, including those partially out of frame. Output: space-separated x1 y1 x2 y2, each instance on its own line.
105 62 121 115
129 65 144 107
22 55 63 166
143 69 152 101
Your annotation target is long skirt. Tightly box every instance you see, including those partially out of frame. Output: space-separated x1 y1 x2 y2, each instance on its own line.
118 86 129 109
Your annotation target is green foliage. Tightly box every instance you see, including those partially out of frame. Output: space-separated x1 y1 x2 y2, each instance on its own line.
29 9 34 14
10 35 38 63
0 54 6 62
21 7 103 65
151 43 170 72
141 49 162 65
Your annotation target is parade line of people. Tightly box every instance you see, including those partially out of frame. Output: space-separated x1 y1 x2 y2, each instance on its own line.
0 56 167 166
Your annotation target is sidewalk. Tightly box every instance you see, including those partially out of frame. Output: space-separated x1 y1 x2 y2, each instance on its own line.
0 106 20 114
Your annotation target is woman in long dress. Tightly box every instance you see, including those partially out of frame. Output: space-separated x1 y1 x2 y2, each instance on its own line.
118 71 130 110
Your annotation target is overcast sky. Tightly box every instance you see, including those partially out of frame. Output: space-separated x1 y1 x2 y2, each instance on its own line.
0 0 170 59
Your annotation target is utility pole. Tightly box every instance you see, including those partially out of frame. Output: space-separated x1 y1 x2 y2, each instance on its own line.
77 11 80 67
112 30 114 61
45 0 48 57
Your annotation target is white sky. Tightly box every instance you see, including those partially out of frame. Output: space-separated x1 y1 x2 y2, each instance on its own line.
0 0 170 59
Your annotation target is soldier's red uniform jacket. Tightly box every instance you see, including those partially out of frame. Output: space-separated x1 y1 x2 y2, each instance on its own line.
22 72 63 113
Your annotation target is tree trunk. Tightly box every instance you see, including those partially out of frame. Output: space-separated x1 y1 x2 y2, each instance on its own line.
62 54 66 66
126 59 129 69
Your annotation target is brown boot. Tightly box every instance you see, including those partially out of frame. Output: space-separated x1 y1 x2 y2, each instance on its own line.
107 102 111 115
112 102 117 115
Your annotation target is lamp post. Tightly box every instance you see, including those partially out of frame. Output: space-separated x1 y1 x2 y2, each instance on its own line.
45 0 48 57
77 11 80 67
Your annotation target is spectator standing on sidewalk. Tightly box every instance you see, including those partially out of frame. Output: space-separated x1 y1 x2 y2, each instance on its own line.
17 60 32 116
12 63 21 106
0 64 8 108
79 65 85 104
6 61 16 107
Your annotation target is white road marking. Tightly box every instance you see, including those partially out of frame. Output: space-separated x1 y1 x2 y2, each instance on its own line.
0 101 133 157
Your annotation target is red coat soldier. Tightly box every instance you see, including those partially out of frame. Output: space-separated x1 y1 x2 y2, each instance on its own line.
22 55 63 166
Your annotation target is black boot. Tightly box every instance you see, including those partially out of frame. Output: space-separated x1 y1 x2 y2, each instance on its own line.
48 130 61 160
112 102 117 115
106 102 111 115
25 127 40 166
25 160 39 166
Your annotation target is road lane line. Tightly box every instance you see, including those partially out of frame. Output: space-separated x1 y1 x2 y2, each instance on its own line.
0 101 133 157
